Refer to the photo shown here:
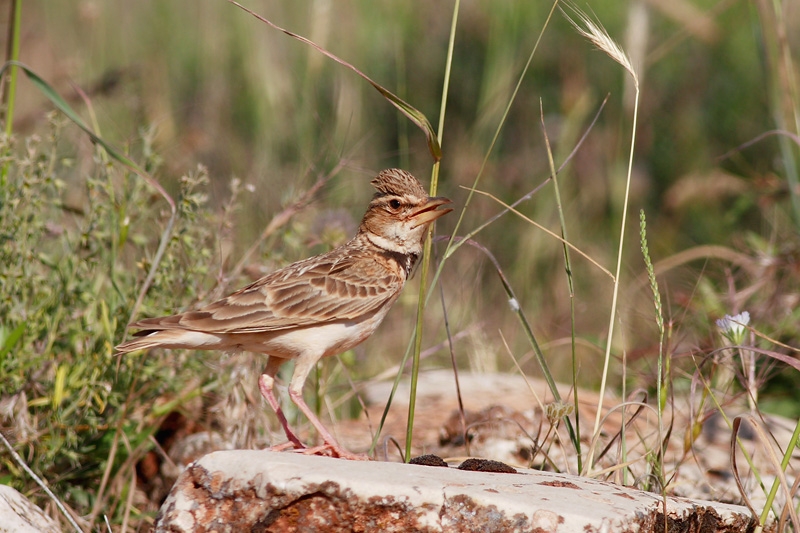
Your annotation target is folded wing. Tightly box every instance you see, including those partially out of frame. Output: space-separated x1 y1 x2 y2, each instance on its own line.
128 250 404 336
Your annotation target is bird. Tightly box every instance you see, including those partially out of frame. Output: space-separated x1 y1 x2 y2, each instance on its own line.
115 169 452 460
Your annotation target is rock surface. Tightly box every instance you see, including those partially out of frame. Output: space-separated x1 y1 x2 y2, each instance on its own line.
0 484 60 533
154 450 761 532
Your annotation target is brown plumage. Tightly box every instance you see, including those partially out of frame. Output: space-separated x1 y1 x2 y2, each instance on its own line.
116 169 451 459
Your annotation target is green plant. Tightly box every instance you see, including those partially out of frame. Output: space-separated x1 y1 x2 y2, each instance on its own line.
0 113 225 527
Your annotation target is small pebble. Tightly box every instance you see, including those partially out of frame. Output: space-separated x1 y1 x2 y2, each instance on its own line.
409 454 449 467
458 458 517 474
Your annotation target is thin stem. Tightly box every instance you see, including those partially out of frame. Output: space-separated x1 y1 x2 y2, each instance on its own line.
540 100 581 471
759 416 800 526
0 0 22 188
438 0 559 264
0 430 84 533
2 0 20 137
404 0 459 462
588 87 639 473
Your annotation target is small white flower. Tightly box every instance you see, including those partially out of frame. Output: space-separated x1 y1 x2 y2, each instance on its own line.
508 298 520 313
716 311 750 345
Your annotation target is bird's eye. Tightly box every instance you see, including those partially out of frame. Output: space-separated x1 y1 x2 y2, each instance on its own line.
388 199 402 210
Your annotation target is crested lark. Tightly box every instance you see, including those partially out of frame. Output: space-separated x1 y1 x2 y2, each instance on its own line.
115 169 452 460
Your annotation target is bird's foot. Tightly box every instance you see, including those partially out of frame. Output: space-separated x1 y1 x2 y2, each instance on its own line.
265 441 304 453
264 440 367 460
300 443 370 461
264 439 368 460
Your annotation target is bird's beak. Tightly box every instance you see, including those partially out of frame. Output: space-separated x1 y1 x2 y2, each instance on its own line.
410 196 453 228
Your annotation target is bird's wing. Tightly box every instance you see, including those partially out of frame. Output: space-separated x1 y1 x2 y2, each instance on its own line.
129 250 405 334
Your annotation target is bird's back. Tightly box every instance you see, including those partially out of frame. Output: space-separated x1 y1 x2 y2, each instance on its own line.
115 236 407 354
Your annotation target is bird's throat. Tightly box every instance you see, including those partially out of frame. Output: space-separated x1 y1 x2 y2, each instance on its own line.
380 249 418 278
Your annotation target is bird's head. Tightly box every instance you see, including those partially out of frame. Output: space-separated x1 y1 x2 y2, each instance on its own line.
359 169 452 255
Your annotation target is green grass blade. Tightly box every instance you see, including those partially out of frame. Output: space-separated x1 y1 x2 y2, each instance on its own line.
226 0 441 162
0 61 178 328
540 100 582 471
2 0 21 138
0 62 165 196
0 322 25 360
404 0 459 460
437 0 559 265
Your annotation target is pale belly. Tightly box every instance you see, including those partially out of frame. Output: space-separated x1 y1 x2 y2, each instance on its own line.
231 305 392 360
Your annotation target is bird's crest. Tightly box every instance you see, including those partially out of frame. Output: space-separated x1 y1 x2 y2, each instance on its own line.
370 168 427 199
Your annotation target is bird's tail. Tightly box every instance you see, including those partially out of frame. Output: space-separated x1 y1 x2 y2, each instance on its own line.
115 331 164 354
115 328 223 354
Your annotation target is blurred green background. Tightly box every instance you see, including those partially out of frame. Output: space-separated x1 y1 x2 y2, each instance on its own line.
16 0 800 396
12 0 800 411
17 0 800 366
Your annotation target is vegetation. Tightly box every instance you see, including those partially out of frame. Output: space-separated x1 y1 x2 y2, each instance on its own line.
1 1 798 530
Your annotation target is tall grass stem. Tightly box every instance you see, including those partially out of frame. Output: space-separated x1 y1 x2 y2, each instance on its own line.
759 416 800 527
438 0 559 268
639 209 667 493
404 0 459 462
0 430 83 533
2 0 20 138
0 0 21 187
561 5 641 472
540 102 582 470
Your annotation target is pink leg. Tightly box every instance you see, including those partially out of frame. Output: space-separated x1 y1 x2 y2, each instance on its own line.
258 357 304 449
288 355 369 461
288 389 368 460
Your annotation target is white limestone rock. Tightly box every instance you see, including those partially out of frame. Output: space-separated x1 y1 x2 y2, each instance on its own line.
0 484 60 533
154 450 759 532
